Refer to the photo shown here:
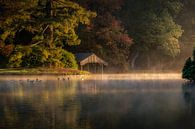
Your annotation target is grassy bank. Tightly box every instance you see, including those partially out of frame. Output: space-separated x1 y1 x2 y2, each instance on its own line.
0 68 90 75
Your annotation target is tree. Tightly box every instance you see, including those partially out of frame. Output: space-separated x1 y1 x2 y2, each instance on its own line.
0 0 96 68
182 48 195 81
74 0 132 71
182 57 193 80
121 0 183 70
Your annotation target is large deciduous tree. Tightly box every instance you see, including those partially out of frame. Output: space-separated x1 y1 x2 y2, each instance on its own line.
0 0 96 68
74 0 133 72
122 0 183 70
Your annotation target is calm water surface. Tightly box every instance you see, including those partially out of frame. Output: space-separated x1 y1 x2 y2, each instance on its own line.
0 74 194 129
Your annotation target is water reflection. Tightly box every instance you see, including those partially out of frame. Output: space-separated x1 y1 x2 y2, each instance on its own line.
183 82 195 113
0 77 195 129
0 79 80 129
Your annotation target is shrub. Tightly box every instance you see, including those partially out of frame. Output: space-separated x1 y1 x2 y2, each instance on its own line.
61 50 78 69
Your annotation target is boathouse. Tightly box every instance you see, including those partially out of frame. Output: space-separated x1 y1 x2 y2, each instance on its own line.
75 53 108 73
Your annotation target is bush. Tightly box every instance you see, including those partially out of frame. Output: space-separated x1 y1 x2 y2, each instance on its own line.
7 45 78 69
182 48 195 81
61 50 78 69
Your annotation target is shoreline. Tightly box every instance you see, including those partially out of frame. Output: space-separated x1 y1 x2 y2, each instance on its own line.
0 68 182 75
0 68 90 75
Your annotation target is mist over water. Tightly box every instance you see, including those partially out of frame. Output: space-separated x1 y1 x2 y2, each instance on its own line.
0 74 194 129
0 73 181 81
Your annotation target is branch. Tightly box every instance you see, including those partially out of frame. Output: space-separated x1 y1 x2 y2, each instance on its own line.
30 41 43 47
42 25 49 34
53 0 79 9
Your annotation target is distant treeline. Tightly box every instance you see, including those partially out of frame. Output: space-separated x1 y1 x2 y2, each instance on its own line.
0 0 194 72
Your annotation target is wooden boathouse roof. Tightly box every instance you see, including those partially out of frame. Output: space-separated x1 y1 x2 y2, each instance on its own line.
75 53 108 66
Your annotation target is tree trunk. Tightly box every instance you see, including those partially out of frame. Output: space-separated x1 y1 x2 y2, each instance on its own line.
131 51 139 70
49 25 54 48
46 0 53 17
46 0 54 48
147 54 150 69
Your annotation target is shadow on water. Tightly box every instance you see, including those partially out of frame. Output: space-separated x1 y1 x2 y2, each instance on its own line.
183 82 195 111
179 82 195 129
1 77 195 129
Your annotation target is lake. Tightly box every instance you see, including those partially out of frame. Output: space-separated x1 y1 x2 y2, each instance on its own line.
0 74 194 129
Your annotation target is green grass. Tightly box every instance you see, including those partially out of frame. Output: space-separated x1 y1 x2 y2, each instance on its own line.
0 68 90 75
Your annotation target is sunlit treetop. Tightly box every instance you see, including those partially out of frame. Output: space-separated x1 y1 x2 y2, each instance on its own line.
0 0 96 68
0 0 96 46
